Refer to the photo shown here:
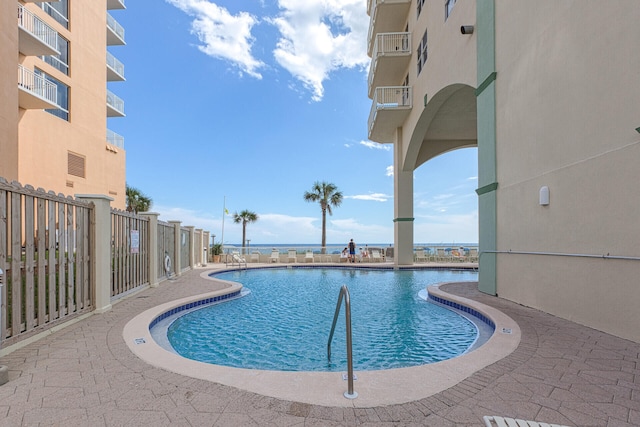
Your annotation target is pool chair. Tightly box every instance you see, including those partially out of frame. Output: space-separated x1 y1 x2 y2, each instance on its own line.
414 248 428 263
371 249 382 262
287 249 297 263
483 416 569 427
270 249 280 263
304 250 314 263
250 251 260 263
231 251 247 268
468 248 478 262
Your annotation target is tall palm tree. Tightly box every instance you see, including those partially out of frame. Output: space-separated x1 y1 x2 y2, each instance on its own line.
125 185 152 213
233 210 259 248
303 181 343 254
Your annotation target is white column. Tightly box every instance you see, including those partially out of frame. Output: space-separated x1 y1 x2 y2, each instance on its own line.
75 194 113 313
392 128 415 266
168 220 181 276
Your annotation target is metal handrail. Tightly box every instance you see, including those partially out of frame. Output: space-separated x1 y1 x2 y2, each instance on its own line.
327 285 357 399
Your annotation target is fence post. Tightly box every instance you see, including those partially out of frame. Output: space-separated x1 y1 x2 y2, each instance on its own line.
140 212 159 287
169 221 181 276
76 194 113 313
186 226 195 269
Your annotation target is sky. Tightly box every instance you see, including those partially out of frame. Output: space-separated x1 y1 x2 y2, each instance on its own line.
108 0 478 246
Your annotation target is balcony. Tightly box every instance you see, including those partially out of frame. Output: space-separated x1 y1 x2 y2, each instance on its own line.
107 129 125 149
18 3 59 56
107 0 126 10
107 51 125 81
368 32 411 98
368 86 412 143
18 64 58 110
367 0 411 56
107 13 125 45
107 90 125 117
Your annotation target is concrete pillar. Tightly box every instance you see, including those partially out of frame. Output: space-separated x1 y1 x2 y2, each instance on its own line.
186 226 195 268
203 231 210 264
168 221 181 276
392 128 415 266
75 195 113 313
195 229 203 266
140 212 159 287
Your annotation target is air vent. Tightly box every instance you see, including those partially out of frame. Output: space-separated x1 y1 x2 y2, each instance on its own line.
68 152 86 178
66 181 74 188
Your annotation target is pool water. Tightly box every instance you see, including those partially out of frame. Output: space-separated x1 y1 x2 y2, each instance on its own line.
167 268 479 372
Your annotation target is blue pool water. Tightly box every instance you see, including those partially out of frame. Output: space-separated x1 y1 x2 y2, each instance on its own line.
166 268 480 372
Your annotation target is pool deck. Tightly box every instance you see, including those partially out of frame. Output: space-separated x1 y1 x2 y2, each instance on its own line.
1 263 639 426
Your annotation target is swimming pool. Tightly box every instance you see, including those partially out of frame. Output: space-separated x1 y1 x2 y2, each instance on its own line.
165 267 481 372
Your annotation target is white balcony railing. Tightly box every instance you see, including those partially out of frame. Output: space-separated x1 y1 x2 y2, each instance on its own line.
368 32 411 92
107 51 125 81
18 3 59 56
18 64 58 109
107 13 125 45
368 86 412 142
107 129 125 149
107 90 125 117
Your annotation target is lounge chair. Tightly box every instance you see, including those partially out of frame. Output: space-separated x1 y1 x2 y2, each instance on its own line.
468 248 478 262
270 249 280 263
414 249 427 263
483 416 569 427
304 250 314 263
250 251 260 263
287 249 297 263
371 249 382 262
231 251 247 268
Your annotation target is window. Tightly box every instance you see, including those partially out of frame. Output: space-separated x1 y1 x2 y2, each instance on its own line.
35 69 69 121
417 0 426 17
67 152 85 178
42 34 69 75
40 0 69 29
445 0 457 20
416 29 428 75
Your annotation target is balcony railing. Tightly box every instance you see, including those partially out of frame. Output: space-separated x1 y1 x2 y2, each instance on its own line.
368 32 411 97
107 129 125 149
18 3 59 56
107 0 126 10
367 0 411 55
107 13 125 45
107 51 125 81
107 90 125 117
18 64 58 109
368 86 412 142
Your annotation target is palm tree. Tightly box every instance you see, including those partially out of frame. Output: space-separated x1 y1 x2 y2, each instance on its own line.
233 210 259 248
303 181 343 254
126 185 152 213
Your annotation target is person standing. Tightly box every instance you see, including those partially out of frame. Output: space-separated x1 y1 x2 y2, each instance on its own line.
348 239 356 263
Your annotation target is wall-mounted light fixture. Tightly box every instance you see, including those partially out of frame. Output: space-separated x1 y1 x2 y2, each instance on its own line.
460 25 474 35
635 126 640 133
539 186 550 206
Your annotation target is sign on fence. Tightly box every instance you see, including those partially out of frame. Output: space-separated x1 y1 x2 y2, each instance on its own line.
131 230 139 254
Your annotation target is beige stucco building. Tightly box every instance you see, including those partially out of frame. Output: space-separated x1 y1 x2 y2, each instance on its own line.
1 0 127 209
368 0 640 342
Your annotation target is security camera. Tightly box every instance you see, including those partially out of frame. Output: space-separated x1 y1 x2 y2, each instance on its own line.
460 25 474 35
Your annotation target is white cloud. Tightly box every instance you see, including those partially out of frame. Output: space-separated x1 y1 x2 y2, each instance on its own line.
270 0 370 101
359 140 391 151
386 165 394 177
166 0 265 78
414 211 479 244
346 193 391 202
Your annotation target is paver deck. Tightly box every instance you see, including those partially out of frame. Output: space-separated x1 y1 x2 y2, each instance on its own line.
1 265 638 426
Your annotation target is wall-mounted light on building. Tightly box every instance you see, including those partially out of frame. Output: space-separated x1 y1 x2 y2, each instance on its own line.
635 126 640 133
539 186 550 206
460 25 474 35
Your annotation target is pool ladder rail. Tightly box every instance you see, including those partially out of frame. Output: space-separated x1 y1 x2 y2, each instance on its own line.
327 284 357 399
